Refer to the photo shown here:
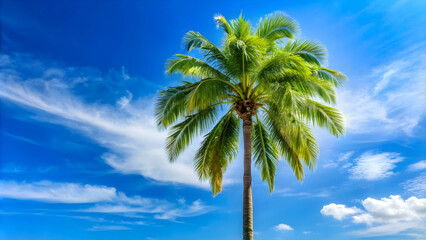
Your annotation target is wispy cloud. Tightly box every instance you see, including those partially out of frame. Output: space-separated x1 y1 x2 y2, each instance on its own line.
325 151 405 181
0 180 117 203
0 180 213 221
338 43 426 136
153 199 213 221
2 132 42 146
276 188 329 198
408 160 426 172
89 225 131 231
323 151 354 169
348 152 404 181
0 53 222 188
403 174 426 197
322 195 426 238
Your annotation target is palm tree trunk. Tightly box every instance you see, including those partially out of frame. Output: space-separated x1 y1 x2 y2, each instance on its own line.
242 116 253 240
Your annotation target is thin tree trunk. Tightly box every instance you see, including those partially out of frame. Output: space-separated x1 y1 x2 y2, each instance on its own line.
242 116 253 240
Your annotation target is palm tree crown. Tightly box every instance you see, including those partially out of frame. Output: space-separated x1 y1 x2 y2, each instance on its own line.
156 12 346 240
157 12 345 194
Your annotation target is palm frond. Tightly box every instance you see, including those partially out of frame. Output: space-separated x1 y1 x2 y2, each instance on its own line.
253 115 279 193
284 39 327 66
166 106 218 162
166 54 229 81
265 102 319 179
290 77 337 104
298 100 345 137
230 14 252 40
314 67 347 87
257 52 311 82
214 14 233 35
223 35 268 78
194 111 240 195
155 82 195 129
182 31 228 72
186 78 233 112
256 11 299 41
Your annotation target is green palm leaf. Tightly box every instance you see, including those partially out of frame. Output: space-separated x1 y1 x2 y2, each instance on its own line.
284 39 327 66
256 11 299 41
299 99 346 137
166 106 218 162
155 82 195 129
166 54 229 81
194 111 240 195
253 115 279 192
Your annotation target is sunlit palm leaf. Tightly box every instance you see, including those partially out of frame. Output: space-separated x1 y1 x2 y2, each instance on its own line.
256 11 299 41
194 112 240 195
166 106 218 162
284 39 327 66
253 115 279 192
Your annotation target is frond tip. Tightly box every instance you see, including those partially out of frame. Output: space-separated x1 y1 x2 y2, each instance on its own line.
214 14 232 35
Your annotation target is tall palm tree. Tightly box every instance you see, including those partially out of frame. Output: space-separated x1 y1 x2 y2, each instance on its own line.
156 12 345 240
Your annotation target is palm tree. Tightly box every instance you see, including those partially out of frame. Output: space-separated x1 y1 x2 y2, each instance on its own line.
155 12 346 240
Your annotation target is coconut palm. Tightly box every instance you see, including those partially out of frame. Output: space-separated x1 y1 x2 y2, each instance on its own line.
155 12 346 240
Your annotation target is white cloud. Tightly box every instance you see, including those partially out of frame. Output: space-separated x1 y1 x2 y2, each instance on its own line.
153 200 213 221
349 152 403 180
403 175 426 197
338 151 355 163
0 53 220 188
408 160 426 172
353 195 426 224
320 204 361 220
0 180 212 221
338 44 426 135
323 151 354 168
117 90 133 109
84 199 213 221
276 188 329 198
322 195 426 237
89 225 131 231
0 180 117 203
273 223 294 231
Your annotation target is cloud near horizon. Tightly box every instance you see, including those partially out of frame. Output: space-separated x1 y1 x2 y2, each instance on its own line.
0 180 213 221
321 195 426 237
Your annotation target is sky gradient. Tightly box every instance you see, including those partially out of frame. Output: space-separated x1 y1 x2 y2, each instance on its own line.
1 0 425 239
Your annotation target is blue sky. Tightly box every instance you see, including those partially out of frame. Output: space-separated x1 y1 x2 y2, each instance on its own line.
0 0 425 239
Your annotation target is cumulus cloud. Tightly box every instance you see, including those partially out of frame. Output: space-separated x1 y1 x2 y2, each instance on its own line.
337 44 426 135
273 223 294 231
0 53 231 188
348 152 403 180
320 204 361 220
0 180 212 221
353 195 426 224
322 195 426 237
